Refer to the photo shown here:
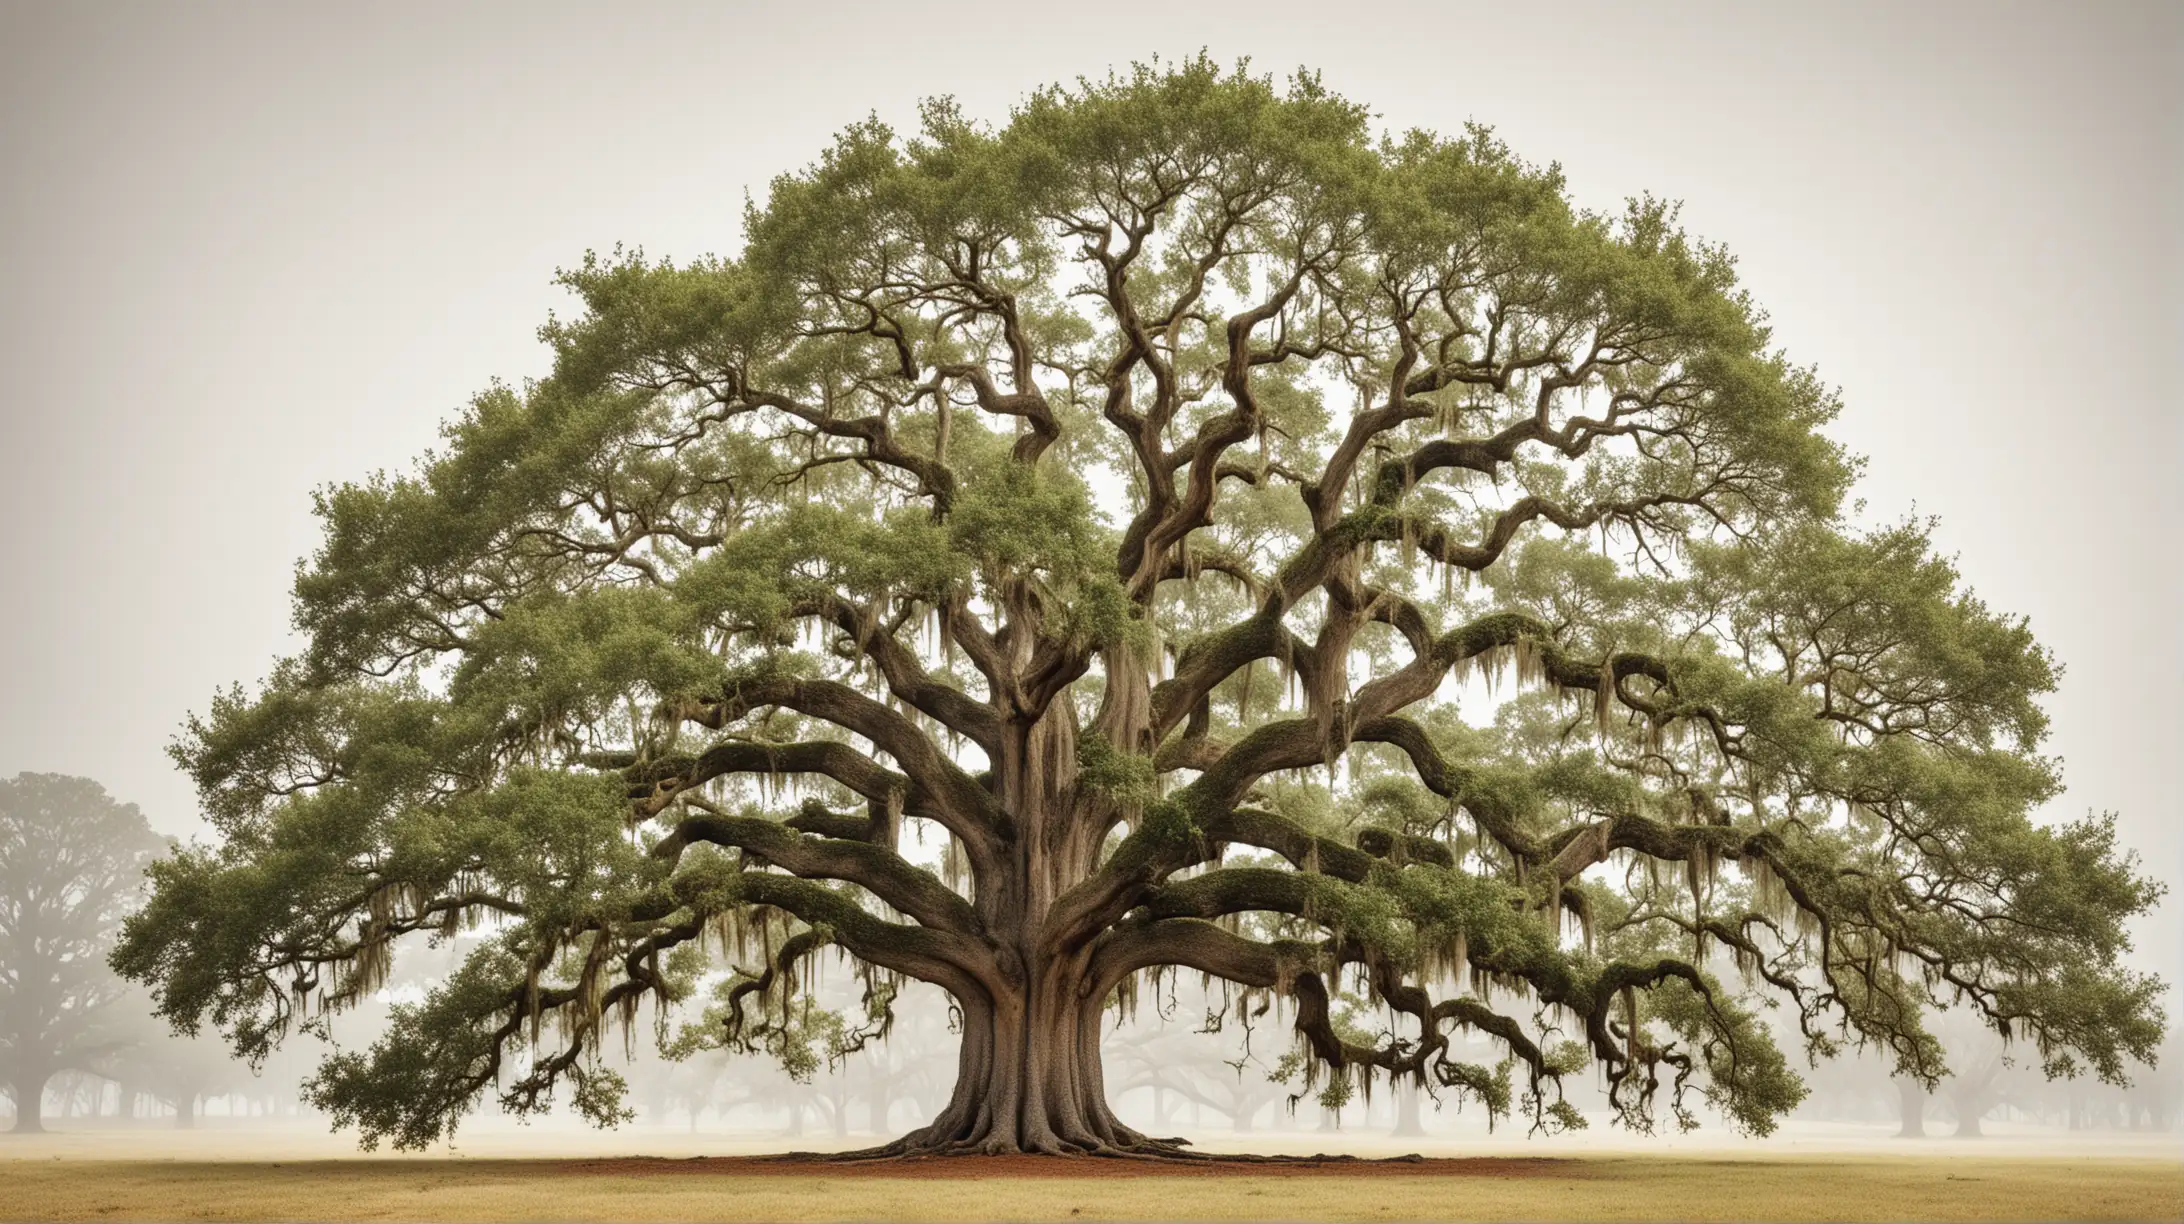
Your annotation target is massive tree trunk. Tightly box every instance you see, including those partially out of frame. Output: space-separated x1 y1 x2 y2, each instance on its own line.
876 966 1143 1154
856 701 1175 1157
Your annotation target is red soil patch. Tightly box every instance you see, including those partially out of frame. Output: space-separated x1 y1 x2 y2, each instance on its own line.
557 1154 1579 1180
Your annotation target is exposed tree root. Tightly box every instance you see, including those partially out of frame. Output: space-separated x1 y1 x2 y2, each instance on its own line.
765 1140 1420 1165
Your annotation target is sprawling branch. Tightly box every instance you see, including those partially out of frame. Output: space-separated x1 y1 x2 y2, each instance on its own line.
126 61 2161 1158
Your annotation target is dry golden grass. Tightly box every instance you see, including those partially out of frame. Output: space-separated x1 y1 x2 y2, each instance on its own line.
0 1153 2177 1222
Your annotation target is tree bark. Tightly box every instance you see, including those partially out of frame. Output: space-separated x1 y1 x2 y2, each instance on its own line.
842 702 1179 1158
848 971 1169 1156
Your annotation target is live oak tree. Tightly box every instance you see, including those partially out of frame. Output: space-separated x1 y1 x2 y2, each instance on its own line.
2 774 169 1132
114 60 2167 1157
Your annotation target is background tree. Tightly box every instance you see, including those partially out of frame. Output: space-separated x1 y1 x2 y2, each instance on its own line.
666 957 902 1141
115 59 2166 1157
839 983 960 1136
1105 980 1293 1135
1924 1006 2037 1138
100 1001 268 1129
1894 1075 1932 1139
2 773 169 1133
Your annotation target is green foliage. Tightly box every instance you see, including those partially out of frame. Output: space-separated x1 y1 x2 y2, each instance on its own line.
1649 974 1807 1136
303 942 534 1151
1076 736 1156 812
1439 1056 1515 1127
110 55 2165 1153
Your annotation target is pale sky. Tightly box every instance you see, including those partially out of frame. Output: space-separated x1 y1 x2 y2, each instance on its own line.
2 0 2178 981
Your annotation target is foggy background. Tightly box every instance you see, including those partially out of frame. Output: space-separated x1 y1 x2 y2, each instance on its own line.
1 0 2177 1151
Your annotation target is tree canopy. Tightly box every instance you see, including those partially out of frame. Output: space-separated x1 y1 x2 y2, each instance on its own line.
114 58 2166 1156
3 773 170 1132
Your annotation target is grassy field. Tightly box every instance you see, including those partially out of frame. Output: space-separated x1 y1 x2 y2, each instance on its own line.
0 1153 2177 1222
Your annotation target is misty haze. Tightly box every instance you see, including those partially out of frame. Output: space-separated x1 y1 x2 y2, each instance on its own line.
3 3 2179 1222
